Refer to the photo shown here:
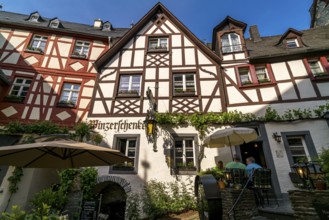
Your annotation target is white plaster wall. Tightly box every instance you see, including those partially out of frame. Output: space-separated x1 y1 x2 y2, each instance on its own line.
171 35 181 47
199 66 217 79
197 50 212 65
101 69 117 81
158 67 169 80
165 20 179 33
224 67 237 84
133 50 144 67
135 36 145 48
271 63 290 80
98 84 113 98
234 53 245 59
288 60 308 77
184 48 195 65
260 87 278 102
200 81 218 96
172 49 182 65
278 82 298 100
158 81 169 97
317 82 329 97
90 47 104 60
145 67 156 80
223 54 233 61
295 79 316 98
121 50 132 67
265 120 329 193
227 87 248 104
244 90 259 102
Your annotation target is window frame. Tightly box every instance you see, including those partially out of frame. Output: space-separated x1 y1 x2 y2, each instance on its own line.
235 64 274 87
281 131 317 170
171 134 198 175
173 73 196 96
221 32 243 54
148 36 169 52
304 57 329 80
110 134 140 174
26 35 48 53
117 74 142 97
58 83 81 107
286 38 299 48
71 40 91 59
8 77 32 101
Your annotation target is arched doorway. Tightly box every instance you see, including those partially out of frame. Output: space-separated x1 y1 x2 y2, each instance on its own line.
95 176 131 220
96 181 126 220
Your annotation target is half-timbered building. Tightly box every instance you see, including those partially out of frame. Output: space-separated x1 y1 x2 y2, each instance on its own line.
0 10 128 211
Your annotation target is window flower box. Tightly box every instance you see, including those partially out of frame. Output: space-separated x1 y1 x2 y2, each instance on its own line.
117 90 140 96
241 80 253 86
112 163 134 171
71 52 87 59
3 95 24 103
313 72 329 80
25 46 43 54
258 78 271 84
57 100 76 108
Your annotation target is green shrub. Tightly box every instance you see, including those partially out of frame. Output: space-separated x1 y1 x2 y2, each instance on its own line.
199 167 224 180
141 179 196 219
30 188 67 214
320 148 329 183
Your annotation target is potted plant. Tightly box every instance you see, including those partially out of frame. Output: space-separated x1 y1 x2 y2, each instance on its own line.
26 46 43 54
57 100 76 107
241 80 253 86
258 78 271 84
71 51 87 58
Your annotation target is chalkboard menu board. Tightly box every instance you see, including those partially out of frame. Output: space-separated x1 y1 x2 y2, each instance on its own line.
80 201 97 220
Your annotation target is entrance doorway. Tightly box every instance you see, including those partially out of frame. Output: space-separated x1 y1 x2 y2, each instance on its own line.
96 181 127 220
239 141 267 168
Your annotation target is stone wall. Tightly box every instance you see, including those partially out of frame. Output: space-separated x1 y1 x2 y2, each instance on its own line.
289 190 329 220
221 188 258 220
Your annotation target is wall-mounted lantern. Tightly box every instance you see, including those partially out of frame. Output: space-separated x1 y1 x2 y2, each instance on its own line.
224 169 232 187
272 132 282 143
292 163 311 189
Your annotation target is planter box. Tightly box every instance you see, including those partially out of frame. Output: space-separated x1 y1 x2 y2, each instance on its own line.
57 103 76 108
3 96 24 103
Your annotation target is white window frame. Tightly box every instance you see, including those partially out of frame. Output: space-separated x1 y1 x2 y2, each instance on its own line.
255 66 270 83
221 33 242 53
30 14 39 22
287 136 310 163
118 75 141 96
308 59 324 75
174 137 195 168
29 35 48 52
9 77 32 99
286 39 299 48
50 21 59 28
173 73 196 95
111 135 139 173
148 37 168 51
238 67 252 85
72 40 90 57
59 83 80 105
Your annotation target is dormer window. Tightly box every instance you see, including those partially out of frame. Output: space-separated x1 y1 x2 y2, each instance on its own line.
221 33 242 53
286 38 299 48
102 22 112 31
148 37 168 52
29 12 40 22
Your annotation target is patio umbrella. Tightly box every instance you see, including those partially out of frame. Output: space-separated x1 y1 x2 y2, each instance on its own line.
0 140 132 168
203 127 258 157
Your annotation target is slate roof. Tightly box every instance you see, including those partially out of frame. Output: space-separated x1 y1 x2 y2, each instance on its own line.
246 24 329 61
0 11 129 39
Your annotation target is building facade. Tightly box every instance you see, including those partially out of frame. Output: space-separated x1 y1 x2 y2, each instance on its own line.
0 1 328 218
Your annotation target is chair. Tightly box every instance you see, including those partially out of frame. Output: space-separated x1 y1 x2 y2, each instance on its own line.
227 168 246 186
97 213 109 220
252 168 278 207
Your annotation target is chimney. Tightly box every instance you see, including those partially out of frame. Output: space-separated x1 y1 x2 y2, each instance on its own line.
249 25 262 42
94 18 103 29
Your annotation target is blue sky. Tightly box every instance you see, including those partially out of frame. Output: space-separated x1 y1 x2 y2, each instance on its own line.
2 0 313 42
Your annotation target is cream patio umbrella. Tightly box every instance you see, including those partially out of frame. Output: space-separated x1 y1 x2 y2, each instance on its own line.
0 140 131 168
203 127 258 158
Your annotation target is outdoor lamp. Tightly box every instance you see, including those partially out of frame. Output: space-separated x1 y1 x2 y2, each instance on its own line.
224 170 232 182
292 163 310 189
272 132 282 143
144 117 157 136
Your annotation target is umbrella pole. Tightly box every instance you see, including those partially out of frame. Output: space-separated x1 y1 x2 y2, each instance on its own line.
228 136 234 160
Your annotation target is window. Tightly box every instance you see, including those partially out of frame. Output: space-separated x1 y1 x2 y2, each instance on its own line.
255 66 271 83
148 37 168 51
9 77 32 100
72 40 90 58
49 21 59 28
238 67 252 85
173 73 196 95
286 39 299 48
174 138 196 170
102 22 112 31
287 137 308 163
59 83 80 106
308 59 327 77
118 75 141 96
29 14 39 22
27 35 48 53
112 136 139 173
221 33 242 53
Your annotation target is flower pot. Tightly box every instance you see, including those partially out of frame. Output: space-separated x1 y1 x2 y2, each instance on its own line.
218 180 226 189
315 179 327 190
